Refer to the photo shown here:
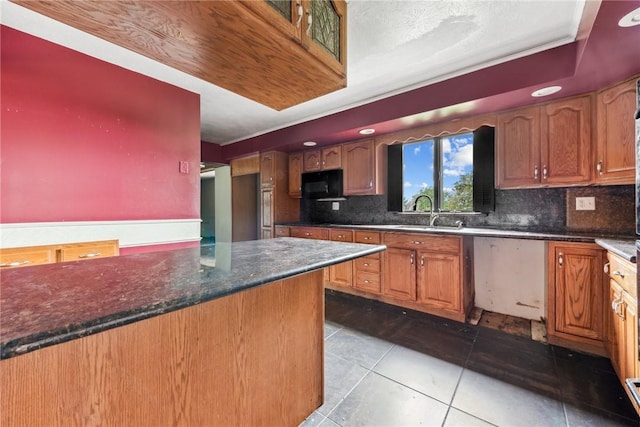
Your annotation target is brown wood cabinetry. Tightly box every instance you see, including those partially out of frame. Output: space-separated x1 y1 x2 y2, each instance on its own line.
497 96 592 188
290 226 330 240
230 153 260 177
288 153 303 198
342 139 380 195
382 233 472 321
595 77 637 184
547 242 606 355
303 146 342 172
353 231 382 294
16 1 347 110
241 0 346 79
274 225 291 237
0 240 119 268
260 151 300 238
327 229 353 289
605 252 639 415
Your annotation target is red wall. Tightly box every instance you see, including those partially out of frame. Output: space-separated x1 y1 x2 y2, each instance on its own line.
1 26 201 223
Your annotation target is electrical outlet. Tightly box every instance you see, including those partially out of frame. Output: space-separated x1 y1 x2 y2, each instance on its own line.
576 196 595 211
332 201 340 211
179 161 189 174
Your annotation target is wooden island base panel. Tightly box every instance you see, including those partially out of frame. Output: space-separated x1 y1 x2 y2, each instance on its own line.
1 269 324 426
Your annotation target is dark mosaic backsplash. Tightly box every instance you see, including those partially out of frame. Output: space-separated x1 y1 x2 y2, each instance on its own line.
301 185 635 235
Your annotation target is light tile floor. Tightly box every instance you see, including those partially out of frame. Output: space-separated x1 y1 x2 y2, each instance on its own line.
300 291 638 427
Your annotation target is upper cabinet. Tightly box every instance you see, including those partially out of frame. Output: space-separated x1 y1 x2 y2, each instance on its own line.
303 146 342 172
496 95 592 188
342 139 383 196
14 0 346 110
288 152 303 198
241 0 346 78
595 77 637 185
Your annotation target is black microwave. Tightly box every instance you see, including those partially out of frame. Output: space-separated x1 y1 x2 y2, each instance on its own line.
301 169 344 199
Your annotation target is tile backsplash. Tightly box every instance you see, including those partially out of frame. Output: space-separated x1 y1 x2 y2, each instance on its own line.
301 185 635 236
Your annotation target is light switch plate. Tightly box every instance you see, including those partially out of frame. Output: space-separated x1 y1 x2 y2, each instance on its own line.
576 196 595 211
332 202 340 211
179 161 189 174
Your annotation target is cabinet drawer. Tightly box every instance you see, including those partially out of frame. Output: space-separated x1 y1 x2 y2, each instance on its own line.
354 231 381 244
354 271 381 293
0 246 57 269
607 252 637 298
290 227 330 240
330 229 354 242
383 232 460 253
274 226 291 237
355 255 380 273
59 240 119 262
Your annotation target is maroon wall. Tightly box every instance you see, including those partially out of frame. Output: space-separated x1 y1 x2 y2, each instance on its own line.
1 26 201 223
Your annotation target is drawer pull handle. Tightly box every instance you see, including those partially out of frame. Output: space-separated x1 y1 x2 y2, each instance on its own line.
534 165 539 179
0 260 30 267
412 241 424 245
305 232 311 236
597 160 603 175
364 237 371 240
558 252 563 267
295 1 303 28
542 165 548 180
363 263 370 267
363 279 371 284
612 270 626 279
79 252 101 258
604 262 610 274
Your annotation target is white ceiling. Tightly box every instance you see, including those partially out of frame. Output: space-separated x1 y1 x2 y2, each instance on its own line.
1 0 585 145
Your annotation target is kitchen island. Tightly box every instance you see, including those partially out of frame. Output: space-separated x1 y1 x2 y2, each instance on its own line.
1 238 385 426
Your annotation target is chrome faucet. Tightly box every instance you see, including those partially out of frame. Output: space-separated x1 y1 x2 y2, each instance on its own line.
412 194 439 226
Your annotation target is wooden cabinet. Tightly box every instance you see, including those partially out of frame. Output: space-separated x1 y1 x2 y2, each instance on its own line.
0 245 57 269
547 242 606 354
288 153 303 198
274 225 291 237
595 77 637 184
382 233 473 321
230 153 260 177
342 139 381 195
303 146 342 172
540 95 592 186
260 151 300 238
605 252 639 415
0 240 119 268
241 0 346 79
58 240 119 262
497 96 592 188
290 226 330 240
327 229 353 289
353 231 382 294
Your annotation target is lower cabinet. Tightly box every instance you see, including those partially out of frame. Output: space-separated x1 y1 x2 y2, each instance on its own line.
353 231 382 294
0 240 119 268
605 251 639 416
327 229 354 289
382 232 473 321
547 241 606 355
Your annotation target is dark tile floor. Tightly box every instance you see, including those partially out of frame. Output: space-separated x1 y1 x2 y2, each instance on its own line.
300 291 639 427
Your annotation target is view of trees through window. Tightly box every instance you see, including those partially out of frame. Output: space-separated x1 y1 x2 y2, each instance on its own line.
402 132 474 212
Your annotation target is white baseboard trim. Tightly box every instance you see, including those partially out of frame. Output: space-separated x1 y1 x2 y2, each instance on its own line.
0 219 202 249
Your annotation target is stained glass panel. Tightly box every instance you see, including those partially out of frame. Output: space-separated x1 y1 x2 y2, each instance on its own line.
310 0 340 61
266 0 292 21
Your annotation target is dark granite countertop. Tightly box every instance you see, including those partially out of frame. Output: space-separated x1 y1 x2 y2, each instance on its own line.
595 239 637 263
0 238 385 360
280 222 635 243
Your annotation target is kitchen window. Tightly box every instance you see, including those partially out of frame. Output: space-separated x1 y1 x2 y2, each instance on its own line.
387 126 495 213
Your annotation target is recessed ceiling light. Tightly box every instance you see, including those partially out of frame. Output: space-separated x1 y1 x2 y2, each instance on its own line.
303 141 317 147
619 7 640 27
531 86 562 97
359 128 375 135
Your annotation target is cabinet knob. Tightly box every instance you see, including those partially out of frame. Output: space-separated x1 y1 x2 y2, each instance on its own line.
79 252 101 258
363 263 370 267
534 165 539 180
597 160 603 175
410 254 414 265
558 252 563 267
542 165 548 180
420 257 424 267
363 279 371 284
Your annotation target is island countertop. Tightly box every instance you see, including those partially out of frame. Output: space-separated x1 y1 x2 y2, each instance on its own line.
0 238 385 360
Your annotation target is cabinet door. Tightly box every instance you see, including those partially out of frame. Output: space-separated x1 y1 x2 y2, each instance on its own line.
303 150 322 172
261 188 274 229
301 0 346 77
623 293 638 381
550 243 605 341
241 1 302 42
540 96 592 185
596 78 636 184
274 225 291 237
288 152 303 197
609 282 623 377
496 106 541 188
260 152 275 187
322 146 342 170
417 252 461 312
327 229 353 288
342 139 376 195
383 247 416 301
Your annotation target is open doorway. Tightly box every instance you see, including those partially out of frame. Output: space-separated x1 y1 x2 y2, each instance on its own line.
200 163 218 245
